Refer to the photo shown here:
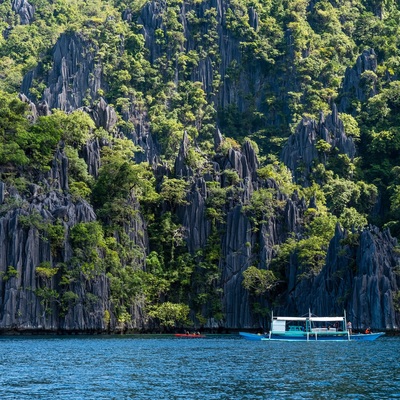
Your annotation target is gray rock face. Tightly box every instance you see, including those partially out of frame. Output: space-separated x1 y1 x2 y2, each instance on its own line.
138 1 166 64
81 139 102 178
282 225 400 330
0 182 5 205
180 178 210 254
338 49 378 113
0 130 148 332
119 97 160 165
174 133 208 253
174 131 193 179
60 275 111 331
170 130 400 331
174 136 280 329
18 93 38 122
218 176 307 329
0 142 149 332
50 147 69 192
172 135 249 327
84 98 118 132
21 32 104 112
138 0 274 115
223 142 259 183
281 117 319 182
319 104 356 158
8 4 398 333
281 106 356 183
12 0 34 25
220 205 254 328
352 228 399 330
0 185 99 331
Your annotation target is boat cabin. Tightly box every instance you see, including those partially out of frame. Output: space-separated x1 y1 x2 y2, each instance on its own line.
271 315 347 335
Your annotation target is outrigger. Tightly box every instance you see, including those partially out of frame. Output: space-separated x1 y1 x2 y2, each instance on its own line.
240 311 385 341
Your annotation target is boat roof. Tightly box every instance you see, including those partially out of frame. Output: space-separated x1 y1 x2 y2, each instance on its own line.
273 316 345 322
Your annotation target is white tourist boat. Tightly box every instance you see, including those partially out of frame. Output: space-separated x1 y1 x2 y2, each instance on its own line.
240 311 385 342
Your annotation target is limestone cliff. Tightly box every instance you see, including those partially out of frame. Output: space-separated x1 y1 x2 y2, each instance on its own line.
0 149 102 331
283 225 400 331
21 32 104 113
138 0 288 122
2 1 398 333
338 49 378 114
12 0 34 25
281 104 356 184
0 138 149 332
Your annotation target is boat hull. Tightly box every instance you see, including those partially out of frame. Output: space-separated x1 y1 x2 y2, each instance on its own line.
239 332 385 342
262 333 350 341
244 312 387 342
174 334 205 338
259 332 385 341
239 332 266 341
350 332 385 341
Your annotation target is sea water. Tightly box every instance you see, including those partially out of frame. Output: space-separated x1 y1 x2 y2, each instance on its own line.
0 334 399 399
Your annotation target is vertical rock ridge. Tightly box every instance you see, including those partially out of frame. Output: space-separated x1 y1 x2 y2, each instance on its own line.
122 100 160 165
12 0 35 25
21 33 104 112
281 108 356 183
282 225 400 330
5 4 398 333
338 48 378 113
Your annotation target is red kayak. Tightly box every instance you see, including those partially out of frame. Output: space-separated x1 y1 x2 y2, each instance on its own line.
174 333 206 338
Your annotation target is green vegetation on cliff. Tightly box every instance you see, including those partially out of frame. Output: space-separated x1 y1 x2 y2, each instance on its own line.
0 0 400 330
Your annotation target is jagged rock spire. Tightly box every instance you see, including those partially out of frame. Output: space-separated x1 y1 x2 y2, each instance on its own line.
12 0 35 25
281 105 356 184
174 131 193 178
21 32 104 112
338 48 378 113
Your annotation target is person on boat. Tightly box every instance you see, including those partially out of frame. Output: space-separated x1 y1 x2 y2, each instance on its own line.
347 321 352 335
365 327 371 334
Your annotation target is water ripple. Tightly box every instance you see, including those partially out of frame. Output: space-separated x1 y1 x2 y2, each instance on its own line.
0 335 399 399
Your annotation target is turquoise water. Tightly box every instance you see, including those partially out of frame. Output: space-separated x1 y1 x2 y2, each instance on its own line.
0 335 399 399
